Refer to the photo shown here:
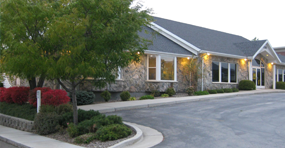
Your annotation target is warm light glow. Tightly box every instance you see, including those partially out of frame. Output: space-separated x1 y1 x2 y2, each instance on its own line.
244 58 247 61
207 53 210 55
137 52 140 54
266 54 269 56
187 57 190 59
271 62 273 65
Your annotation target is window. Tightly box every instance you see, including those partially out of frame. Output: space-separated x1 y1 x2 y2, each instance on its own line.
147 55 177 81
277 69 284 82
117 67 122 79
212 62 237 83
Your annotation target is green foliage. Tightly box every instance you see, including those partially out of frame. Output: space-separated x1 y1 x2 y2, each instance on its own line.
120 91 130 101
238 80 256 90
208 90 217 94
128 97 136 101
186 86 195 96
223 88 233 93
139 95 154 100
194 91 209 95
34 112 60 135
166 87 176 96
72 91 95 105
40 105 56 113
74 133 96 144
101 90 111 102
161 94 169 97
232 88 239 92
67 123 78 138
216 89 224 93
276 82 285 89
95 124 132 142
0 102 36 121
0 83 3 87
151 90 160 97
59 109 100 127
55 103 73 115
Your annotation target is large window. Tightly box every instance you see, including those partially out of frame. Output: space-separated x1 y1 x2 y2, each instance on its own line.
277 69 284 82
212 62 237 83
148 55 177 81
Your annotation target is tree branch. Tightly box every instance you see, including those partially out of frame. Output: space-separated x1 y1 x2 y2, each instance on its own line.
57 78 71 92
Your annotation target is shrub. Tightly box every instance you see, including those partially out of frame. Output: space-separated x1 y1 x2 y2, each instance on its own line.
74 133 96 144
166 87 176 96
276 82 285 89
0 87 6 102
151 90 160 97
95 124 132 142
161 94 169 97
67 123 78 138
128 97 136 101
55 103 73 115
101 90 111 102
194 91 209 95
186 86 195 96
0 82 3 87
208 90 217 94
216 89 224 93
40 105 56 113
72 91 95 105
0 102 36 120
11 87 30 105
76 119 97 136
238 80 256 90
3 87 15 103
120 91 130 101
34 112 60 135
139 95 154 100
224 88 233 93
232 88 239 92
42 89 70 106
29 87 52 107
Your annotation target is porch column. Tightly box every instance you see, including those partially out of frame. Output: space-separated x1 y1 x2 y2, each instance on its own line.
248 61 252 80
273 64 276 89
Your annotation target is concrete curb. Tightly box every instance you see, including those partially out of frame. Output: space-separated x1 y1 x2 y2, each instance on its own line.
0 135 30 148
109 122 143 148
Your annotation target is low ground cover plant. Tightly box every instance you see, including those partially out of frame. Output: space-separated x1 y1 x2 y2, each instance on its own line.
194 91 209 95
151 90 160 97
208 90 217 94
216 89 224 93
139 95 154 100
166 87 176 96
238 80 256 90
232 88 239 92
276 82 285 89
161 94 169 97
128 97 136 101
0 102 36 120
223 88 233 93
120 91 130 101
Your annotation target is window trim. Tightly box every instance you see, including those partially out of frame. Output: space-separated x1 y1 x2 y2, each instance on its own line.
212 61 238 83
147 54 177 82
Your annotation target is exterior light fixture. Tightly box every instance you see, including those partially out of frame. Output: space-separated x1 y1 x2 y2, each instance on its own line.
137 52 140 54
187 57 190 59
244 58 247 61
271 62 273 65
207 53 210 55
266 54 269 56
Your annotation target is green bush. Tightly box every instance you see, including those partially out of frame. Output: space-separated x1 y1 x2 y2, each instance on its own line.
76 119 97 136
223 88 233 93
139 95 154 100
74 133 96 144
232 88 239 92
100 90 111 102
151 90 160 97
0 83 3 87
59 109 100 127
276 82 285 89
95 124 132 142
34 112 60 135
208 90 217 94
161 94 169 97
128 97 136 101
120 91 130 101
67 123 78 138
216 89 224 93
0 102 36 121
186 86 195 96
238 80 256 90
166 87 176 96
71 91 95 105
40 105 56 113
194 91 209 95
55 103 73 115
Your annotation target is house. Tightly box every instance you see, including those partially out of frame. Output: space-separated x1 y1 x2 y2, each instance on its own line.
3 17 285 94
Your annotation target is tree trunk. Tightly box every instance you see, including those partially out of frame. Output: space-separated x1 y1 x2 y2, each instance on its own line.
71 82 78 125
37 75 45 87
29 77 36 90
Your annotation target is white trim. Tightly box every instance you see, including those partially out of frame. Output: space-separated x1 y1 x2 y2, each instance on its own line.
249 61 252 81
174 57 177 81
212 82 238 85
273 65 276 89
228 63 230 83
149 22 200 55
219 62 222 82
156 55 161 80
144 50 194 58
252 40 281 63
147 54 149 80
146 80 178 83
200 50 249 59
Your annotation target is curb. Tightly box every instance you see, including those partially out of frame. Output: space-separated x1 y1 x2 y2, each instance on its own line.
0 135 30 148
109 122 143 148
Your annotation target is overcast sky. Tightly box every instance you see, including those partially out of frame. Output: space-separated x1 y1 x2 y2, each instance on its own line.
133 0 285 47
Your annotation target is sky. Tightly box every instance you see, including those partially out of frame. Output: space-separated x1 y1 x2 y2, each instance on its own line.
133 0 285 47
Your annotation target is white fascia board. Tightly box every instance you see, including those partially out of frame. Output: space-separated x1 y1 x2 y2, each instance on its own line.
200 50 249 59
148 22 200 55
252 40 282 63
145 50 196 58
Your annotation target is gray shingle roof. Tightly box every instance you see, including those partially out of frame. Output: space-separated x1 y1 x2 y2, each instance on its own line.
139 26 193 55
152 17 266 57
277 54 285 63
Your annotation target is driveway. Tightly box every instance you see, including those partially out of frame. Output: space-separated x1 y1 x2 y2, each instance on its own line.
107 93 285 148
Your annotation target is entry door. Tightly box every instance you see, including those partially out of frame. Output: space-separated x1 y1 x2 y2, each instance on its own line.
252 67 265 88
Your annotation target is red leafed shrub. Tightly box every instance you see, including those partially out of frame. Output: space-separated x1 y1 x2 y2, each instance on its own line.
3 87 16 103
29 87 52 107
11 87 30 104
0 87 6 102
42 89 70 106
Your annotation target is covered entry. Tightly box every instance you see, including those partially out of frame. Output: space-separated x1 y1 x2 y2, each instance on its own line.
252 59 265 88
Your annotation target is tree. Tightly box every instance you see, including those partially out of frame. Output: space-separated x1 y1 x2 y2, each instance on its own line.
0 0 61 89
252 37 259 41
45 0 153 125
181 57 202 90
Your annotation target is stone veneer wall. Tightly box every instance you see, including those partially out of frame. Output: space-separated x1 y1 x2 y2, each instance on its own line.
0 113 34 132
79 55 191 93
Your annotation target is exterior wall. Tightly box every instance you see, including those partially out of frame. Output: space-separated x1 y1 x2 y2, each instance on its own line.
79 55 190 93
199 54 249 90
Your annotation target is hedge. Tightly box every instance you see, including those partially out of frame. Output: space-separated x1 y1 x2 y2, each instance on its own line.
238 80 256 90
276 82 285 89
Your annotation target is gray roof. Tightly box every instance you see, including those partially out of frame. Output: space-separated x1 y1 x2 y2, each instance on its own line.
139 26 193 55
152 17 266 57
277 54 285 63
